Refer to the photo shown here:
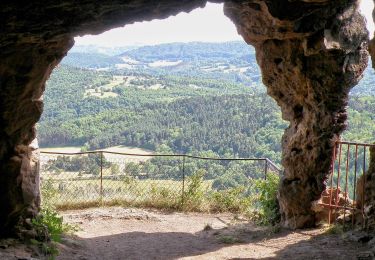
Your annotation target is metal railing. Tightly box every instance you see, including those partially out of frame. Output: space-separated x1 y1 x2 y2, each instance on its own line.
39 150 281 211
323 141 375 229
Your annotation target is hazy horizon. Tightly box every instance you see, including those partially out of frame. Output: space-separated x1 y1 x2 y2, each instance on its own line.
73 40 247 48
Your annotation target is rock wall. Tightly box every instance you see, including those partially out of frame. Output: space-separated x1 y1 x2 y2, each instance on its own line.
0 0 217 238
0 36 74 237
0 0 369 236
225 0 368 228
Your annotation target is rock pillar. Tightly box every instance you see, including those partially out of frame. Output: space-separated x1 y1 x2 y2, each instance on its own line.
0 37 73 237
225 0 368 228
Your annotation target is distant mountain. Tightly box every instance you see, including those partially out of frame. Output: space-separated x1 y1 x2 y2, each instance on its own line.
61 42 375 96
70 45 137 55
61 52 123 69
119 41 255 62
61 41 261 88
38 41 375 160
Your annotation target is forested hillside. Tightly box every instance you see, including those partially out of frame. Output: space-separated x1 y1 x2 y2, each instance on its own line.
121 42 255 62
38 41 375 164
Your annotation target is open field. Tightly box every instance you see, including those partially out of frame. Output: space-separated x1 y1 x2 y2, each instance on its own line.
100 145 154 162
40 146 82 153
40 145 154 163
41 145 153 155
101 145 154 154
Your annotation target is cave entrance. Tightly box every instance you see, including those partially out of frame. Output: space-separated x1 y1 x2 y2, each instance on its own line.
39 3 273 155
0 0 370 239
38 2 284 224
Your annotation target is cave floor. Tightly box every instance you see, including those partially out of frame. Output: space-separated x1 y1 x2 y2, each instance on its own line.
1 207 373 259
57 207 373 260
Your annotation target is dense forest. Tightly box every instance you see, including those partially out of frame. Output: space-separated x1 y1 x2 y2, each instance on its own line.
38 41 375 165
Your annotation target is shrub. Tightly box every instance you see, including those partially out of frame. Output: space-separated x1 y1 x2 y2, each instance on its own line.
149 184 180 209
249 172 280 225
210 186 251 212
182 169 206 210
32 208 77 243
35 177 78 259
212 172 250 191
41 179 58 207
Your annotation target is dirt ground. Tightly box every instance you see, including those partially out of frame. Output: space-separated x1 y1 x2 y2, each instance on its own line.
1 206 374 260
54 207 374 260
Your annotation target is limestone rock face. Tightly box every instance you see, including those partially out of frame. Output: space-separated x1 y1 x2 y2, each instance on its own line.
225 0 368 228
0 36 74 237
0 0 369 236
0 0 218 238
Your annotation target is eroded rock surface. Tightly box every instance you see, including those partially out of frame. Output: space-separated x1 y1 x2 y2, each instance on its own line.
225 0 368 228
0 0 216 238
0 0 369 236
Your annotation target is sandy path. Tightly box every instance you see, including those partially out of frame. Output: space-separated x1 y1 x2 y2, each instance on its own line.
57 207 373 260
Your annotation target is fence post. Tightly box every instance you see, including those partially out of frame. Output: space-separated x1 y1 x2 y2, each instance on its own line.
181 155 186 208
264 159 268 180
362 147 366 230
328 142 337 225
100 151 103 202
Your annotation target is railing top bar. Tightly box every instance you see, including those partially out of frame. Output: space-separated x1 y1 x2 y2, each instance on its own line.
184 155 266 161
265 158 282 172
40 150 99 155
337 141 375 147
39 150 268 161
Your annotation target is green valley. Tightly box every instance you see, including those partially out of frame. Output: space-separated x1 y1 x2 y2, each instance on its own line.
38 41 375 165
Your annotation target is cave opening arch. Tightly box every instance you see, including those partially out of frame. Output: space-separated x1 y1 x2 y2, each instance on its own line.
0 0 369 237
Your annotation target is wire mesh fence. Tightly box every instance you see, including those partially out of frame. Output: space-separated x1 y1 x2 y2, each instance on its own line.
39 151 281 213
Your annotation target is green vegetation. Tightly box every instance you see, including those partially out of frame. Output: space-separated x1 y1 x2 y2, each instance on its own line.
31 177 78 259
344 96 375 143
31 208 76 253
38 41 374 226
39 44 375 164
122 42 253 60
248 172 280 225
62 52 123 69
46 154 111 175
41 151 281 227
39 64 285 162
324 224 344 235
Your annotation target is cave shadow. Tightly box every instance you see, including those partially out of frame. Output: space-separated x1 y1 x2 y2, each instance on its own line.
238 230 372 260
58 227 277 259
57 220 373 260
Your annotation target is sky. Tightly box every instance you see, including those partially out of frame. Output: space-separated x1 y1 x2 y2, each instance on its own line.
75 1 375 47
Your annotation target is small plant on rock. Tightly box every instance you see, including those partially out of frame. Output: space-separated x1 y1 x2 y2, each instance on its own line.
35 178 79 259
